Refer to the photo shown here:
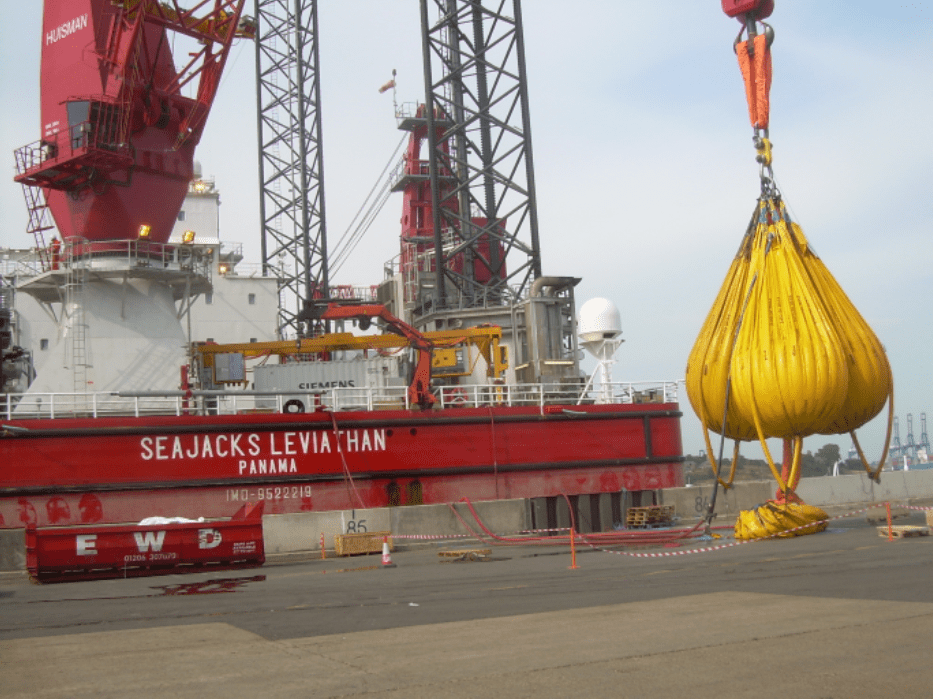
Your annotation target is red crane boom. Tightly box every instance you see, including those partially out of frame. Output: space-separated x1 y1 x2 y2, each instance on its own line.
13 1 253 247
310 303 438 411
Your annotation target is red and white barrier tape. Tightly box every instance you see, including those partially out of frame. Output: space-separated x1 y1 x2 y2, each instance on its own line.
386 501 932 559
391 533 473 541
392 526 572 541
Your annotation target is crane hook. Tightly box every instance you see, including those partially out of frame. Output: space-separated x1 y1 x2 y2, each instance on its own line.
733 20 775 55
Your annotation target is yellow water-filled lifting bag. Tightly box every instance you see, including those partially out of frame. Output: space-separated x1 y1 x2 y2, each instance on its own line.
687 198 892 446
735 501 829 540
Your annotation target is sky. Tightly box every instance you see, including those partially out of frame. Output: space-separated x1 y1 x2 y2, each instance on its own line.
1 1 931 463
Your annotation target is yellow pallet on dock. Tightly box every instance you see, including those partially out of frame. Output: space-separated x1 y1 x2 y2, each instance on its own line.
334 531 393 556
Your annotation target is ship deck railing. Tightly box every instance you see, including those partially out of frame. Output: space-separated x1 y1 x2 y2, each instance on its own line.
4 239 213 279
0 381 679 421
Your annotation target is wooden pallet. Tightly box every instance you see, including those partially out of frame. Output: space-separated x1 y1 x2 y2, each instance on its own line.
335 531 393 556
438 548 491 562
866 506 910 524
625 505 675 528
877 525 931 539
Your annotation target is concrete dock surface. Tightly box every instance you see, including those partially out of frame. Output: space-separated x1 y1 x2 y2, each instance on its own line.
2 511 932 698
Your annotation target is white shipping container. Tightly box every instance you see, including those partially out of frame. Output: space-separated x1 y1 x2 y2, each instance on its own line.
254 356 408 412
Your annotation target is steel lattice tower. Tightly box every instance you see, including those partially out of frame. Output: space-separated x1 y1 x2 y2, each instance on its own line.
255 0 329 338
418 0 542 316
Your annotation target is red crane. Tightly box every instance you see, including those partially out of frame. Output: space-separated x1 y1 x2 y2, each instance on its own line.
303 303 438 411
13 1 254 249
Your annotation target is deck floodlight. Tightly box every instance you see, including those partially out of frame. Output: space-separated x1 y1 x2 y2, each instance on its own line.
182 230 196 244
138 224 151 239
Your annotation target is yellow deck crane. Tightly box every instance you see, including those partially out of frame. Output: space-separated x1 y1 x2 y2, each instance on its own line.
192 303 509 410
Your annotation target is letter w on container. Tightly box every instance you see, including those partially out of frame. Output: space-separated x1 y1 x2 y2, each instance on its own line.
134 530 166 552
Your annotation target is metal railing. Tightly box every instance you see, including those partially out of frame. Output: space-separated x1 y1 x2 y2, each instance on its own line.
2 240 214 281
1 381 679 422
15 112 131 178
3 252 46 278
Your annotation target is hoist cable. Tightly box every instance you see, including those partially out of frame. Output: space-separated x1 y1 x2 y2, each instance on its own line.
329 133 407 276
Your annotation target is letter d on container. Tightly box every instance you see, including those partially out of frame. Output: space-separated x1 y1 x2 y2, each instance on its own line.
198 528 222 549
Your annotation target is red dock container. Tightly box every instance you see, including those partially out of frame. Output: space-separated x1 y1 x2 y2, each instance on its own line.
25 501 264 582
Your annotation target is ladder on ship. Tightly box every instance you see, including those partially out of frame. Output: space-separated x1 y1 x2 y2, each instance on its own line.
21 184 54 272
64 238 90 405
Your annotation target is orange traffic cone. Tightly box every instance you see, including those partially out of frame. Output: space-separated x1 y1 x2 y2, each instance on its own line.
381 536 396 568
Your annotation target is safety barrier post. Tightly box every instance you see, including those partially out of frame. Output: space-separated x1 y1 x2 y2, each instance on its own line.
885 502 893 542
320 532 327 559
568 527 579 570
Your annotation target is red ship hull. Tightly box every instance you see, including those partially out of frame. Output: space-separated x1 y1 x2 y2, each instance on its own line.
0 403 683 528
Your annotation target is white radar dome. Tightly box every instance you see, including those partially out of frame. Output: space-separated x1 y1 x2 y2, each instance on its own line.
578 297 622 342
